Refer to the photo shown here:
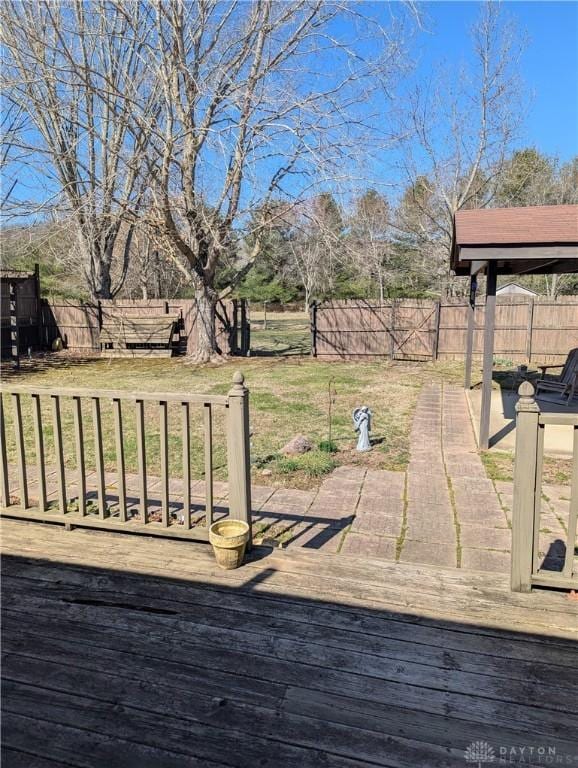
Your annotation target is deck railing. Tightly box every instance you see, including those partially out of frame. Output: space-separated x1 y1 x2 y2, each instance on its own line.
511 382 577 591
0 371 252 544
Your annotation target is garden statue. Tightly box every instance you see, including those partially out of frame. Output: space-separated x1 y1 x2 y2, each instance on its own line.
352 406 372 451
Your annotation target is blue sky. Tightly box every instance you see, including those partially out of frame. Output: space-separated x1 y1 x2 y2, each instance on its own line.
2 0 577 220
413 1 578 161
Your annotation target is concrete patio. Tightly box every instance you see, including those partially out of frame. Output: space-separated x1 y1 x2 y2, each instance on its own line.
468 385 576 456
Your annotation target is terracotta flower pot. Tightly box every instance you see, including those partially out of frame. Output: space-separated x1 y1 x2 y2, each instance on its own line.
209 520 250 570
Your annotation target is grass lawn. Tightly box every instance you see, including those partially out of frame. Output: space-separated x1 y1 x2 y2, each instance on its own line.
249 311 311 356
2 353 464 489
481 450 572 487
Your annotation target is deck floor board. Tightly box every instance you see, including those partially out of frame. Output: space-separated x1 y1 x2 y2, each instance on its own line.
1 519 577 767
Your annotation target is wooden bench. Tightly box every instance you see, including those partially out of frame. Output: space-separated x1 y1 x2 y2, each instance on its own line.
100 314 179 357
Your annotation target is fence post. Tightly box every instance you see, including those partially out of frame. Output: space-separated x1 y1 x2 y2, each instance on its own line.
465 277 477 389
34 263 41 351
226 299 237 356
310 301 318 357
240 300 250 356
526 298 534 364
511 381 540 592
390 300 396 360
433 300 441 361
227 371 252 547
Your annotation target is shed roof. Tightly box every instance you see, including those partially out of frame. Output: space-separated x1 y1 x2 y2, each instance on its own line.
495 282 538 296
451 204 578 277
0 269 37 283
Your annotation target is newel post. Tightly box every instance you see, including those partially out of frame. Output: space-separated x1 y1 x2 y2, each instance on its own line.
511 381 540 592
227 371 252 547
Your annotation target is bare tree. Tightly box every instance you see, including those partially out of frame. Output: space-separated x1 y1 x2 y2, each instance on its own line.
349 190 391 301
2 0 413 337
399 2 525 296
1 0 156 298
284 195 344 310
557 158 578 206
123 224 188 300
135 0 412 360
0 103 27 207
495 148 558 207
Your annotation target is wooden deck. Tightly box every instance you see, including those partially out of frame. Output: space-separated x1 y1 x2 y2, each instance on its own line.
1 518 578 767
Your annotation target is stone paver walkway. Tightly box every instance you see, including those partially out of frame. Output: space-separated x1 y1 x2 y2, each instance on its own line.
257 382 519 571
4 383 573 573
255 465 404 557
494 478 571 573
442 384 511 572
394 382 513 571
401 384 456 567
281 382 568 574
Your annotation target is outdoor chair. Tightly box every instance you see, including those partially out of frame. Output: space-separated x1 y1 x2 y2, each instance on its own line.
535 347 578 404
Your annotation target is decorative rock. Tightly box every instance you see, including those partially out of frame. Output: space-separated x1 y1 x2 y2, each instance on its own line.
261 468 273 477
281 435 313 456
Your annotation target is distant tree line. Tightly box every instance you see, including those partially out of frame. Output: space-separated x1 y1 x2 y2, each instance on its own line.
5 147 576 307
236 148 577 307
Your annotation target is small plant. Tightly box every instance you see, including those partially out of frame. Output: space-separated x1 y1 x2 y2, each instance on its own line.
252 453 278 468
275 450 337 478
302 451 338 477
480 450 513 481
66 498 106 515
551 468 571 485
275 456 301 474
318 439 338 453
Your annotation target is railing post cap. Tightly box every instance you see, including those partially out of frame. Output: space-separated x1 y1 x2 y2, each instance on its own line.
229 370 247 396
515 381 539 413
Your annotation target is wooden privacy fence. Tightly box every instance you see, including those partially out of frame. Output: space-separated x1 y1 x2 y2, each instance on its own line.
311 297 578 364
511 382 578 592
37 297 250 357
0 372 252 544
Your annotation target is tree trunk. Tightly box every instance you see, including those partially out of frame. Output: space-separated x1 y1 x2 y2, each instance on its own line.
191 283 221 363
154 251 162 299
80 235 113 300
92 259 113 299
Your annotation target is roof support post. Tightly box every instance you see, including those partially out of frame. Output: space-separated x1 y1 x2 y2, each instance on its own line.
464 275 477 389
479 261 497 449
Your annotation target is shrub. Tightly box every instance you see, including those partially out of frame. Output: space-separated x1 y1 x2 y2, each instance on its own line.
318 439 338 453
